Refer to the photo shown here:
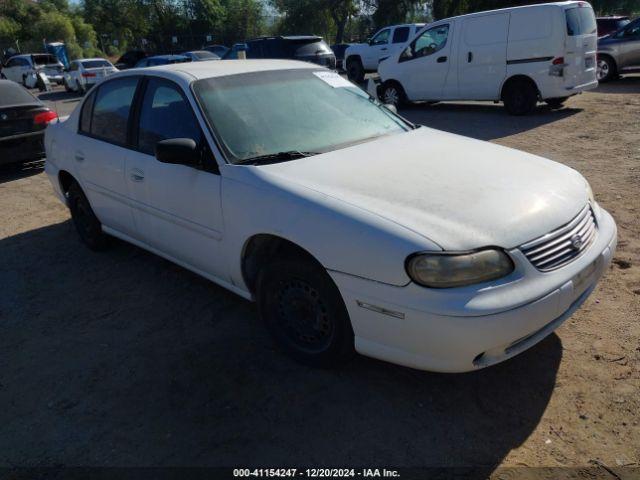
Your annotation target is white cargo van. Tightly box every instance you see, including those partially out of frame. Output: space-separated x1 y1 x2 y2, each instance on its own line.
377 1 599 115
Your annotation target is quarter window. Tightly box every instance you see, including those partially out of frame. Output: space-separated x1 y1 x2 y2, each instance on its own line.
90 76 138 145
400 24 449 62
79 90 96 134
392 27 410 44
137 78 201 155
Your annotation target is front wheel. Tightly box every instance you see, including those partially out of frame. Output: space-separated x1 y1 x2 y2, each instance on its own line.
380 82 407 107
257 255 355 367
67 181 110 251
503 79 538 116
346 57 365 84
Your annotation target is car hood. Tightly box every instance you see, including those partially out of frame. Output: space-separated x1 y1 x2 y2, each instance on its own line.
259 127 588 251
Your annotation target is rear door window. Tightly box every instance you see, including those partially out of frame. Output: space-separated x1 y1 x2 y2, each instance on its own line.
566 8 597 36
90 76 139 145
392 27 410 44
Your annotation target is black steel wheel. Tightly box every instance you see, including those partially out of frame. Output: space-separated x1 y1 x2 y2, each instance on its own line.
257 255 354 367
67 181 110 251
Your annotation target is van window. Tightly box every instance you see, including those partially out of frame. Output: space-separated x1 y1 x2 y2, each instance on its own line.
464 14 509 46
566 7 597 36
400 24 449 62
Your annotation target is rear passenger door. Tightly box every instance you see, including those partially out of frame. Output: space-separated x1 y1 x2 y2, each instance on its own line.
125 77 226 279
457 13 509 99
75 76 140 236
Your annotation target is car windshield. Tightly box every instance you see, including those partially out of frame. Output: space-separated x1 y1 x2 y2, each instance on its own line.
82 60 111 69
192 69 409 164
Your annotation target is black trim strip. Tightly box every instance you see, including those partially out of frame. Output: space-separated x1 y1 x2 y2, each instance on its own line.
506 56 554 65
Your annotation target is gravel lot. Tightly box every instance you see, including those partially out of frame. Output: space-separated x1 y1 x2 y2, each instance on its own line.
1 78 639 472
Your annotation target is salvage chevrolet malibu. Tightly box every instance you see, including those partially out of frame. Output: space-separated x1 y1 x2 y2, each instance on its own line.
44 60 617 372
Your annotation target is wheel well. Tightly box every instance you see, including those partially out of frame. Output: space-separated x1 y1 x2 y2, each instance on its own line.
241 234 323 295
58 170 76 195
345 55 362 66
501 75 540 100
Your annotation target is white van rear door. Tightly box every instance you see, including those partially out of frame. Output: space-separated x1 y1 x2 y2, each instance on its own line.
563 4 598 89
458 13 509 100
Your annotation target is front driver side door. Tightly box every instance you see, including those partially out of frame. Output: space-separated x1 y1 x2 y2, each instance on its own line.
364 28 391 70
399 23 452 101
617 22 640 69
125 76 226 280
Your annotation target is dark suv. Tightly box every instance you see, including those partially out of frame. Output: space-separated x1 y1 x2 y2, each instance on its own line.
245 36 336 69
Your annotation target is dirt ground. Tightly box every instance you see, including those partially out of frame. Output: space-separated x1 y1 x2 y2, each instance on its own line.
1 78 639 474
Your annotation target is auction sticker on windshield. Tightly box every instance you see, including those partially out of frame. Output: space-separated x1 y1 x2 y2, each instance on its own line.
313 71 354 88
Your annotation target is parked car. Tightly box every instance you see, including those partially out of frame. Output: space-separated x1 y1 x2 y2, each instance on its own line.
0 79 57 166
221 43 248 60
134 54 191 68
243 36 336 68
596 16 630 37
378 1 598 115
115 50 150 70
44 60 616 373
1 54 65 86
63 58 118 94
331 43 352 70
203 44 229 58
597 17 640 81
182 50 221 62
344 24 425 82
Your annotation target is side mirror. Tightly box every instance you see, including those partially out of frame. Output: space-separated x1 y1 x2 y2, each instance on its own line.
368 38 374 46
384 103 398 114
155 138 200 166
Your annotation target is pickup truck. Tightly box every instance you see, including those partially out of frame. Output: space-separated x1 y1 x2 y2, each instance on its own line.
344 23 425 82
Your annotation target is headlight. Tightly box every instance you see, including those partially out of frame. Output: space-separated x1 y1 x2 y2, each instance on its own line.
406 249 514 288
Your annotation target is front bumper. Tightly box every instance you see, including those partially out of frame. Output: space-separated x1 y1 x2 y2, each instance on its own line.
330 207 617 372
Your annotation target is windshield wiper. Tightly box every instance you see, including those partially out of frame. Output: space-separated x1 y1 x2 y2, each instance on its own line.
235 150 318 165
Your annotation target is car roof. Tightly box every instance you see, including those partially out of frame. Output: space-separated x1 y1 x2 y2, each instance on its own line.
76 58 111 62
148 54 189 60
433 1 592 23
249 36 323 42
597 15 629 19
121 59 319 83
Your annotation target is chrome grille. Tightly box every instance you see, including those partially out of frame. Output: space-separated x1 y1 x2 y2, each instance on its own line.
520 205 597 271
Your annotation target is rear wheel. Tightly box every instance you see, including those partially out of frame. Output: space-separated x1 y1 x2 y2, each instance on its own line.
67 181 110 251
503 78 538 116
63 78 73 93
257 255 355 367
346 57 365 84
597 56 616 82
76 80 85 95
545 97 568 109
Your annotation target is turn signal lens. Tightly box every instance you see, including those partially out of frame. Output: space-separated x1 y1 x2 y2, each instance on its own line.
406 249 514 288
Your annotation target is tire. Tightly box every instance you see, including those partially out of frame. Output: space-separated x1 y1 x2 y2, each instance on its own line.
545 97 568 109
597 56 616 83
346 57 365 84
64 78 72 93
76 80 85 95
257 255 355 367
380 81 407 107
67 181 110 251
503 78 538 116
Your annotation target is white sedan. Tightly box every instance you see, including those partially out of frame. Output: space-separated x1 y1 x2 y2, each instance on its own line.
44 60 617 372
63 58 118 94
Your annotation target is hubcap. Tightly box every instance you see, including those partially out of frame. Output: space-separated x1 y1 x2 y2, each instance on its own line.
276 279 333 353
384 87 399 105
597 59 609 80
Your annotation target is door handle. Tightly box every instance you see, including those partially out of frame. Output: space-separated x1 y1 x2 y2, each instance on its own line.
381 47 388 51
437 56 448 63
74 152 85 162
468 51 473 63
130 169 144 182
